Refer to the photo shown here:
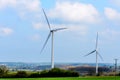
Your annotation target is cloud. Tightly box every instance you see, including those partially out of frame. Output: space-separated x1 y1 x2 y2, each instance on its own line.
100 29 120 41
49 1 100 24
110 0 120 6
66 24 88 35
30 34 40 41
0 0 41 11
16 0 41 12
0 0 41 19
0 0 16 9
50 24 88 36
0 27 13 36
32 22 43 30
0 0 42 33
104 7 120 20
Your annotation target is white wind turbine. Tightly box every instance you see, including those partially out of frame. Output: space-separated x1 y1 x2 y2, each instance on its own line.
84 32 103 75
40 9 67 69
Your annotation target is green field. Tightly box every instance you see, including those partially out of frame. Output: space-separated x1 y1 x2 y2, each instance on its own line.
0 77 120 80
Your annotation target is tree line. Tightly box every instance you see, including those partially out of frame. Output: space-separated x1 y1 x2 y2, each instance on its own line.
0 65 79 78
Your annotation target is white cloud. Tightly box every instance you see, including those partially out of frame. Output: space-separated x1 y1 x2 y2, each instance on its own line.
16 0 40 12
104 7 120 20
0 0 43 37
0 0 41 19
32 22 43 30
0 0 41 11
0 27 13 36
51 24 88 36
0 0 17 9
100 29 120 40
49 1 100 24
66 25 88 35
30 34 40 41
110 0 120 6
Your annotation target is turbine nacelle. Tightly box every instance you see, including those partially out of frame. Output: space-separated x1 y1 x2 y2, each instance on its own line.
84 49 103 61
51 28 67 32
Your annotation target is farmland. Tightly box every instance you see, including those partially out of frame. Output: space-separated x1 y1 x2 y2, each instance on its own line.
0 77 120 80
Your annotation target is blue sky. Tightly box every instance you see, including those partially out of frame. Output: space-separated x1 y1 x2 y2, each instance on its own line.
0 0 120 63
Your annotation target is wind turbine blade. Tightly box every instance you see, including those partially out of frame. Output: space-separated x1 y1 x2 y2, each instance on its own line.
95 32 98 50
42 8 51 30
53 28 67 32
96 51 103 61
84 50 96 57
40 32 51 54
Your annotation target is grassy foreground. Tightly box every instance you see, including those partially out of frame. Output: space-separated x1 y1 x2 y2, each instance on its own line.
0 76 120 80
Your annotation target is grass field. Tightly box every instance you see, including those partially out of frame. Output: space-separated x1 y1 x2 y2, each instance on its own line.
0 76 120 80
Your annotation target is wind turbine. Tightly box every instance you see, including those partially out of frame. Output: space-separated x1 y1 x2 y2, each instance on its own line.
40 9 67 69
84 32 103 75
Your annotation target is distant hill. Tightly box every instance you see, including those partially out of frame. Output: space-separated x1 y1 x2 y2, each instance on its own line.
68 65 112 75
0 62 115 71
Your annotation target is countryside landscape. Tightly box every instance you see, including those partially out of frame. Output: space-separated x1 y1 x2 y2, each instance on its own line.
0 0 120 80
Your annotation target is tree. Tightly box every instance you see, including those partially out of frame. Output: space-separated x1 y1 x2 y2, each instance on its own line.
40 68 79 77
15 71 28 78
0 65 9 77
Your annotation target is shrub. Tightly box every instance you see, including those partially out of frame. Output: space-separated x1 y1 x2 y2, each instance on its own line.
2 73 16 78
39 68 79 77
39 70 49 77
0 68 79 78
0 65 9 77
29 72 40 78
15 71 28 78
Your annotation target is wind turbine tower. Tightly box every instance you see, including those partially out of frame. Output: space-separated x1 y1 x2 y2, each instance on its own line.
40 9 66 69
84 32 103 75
114 59 118 75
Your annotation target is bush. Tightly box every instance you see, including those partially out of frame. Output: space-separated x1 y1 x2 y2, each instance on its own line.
0 68 79 78
15 71 28 78
29 72 40 78
39 70 49 77
2 73 16 78
0 65 9 77
39 68 79 77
